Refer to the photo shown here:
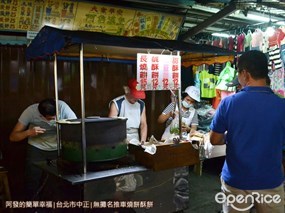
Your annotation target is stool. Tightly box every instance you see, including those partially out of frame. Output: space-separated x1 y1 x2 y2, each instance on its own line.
0 168 11 209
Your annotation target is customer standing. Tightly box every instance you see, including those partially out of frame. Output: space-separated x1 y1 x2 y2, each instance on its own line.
210 50 285 213
9 98 77 200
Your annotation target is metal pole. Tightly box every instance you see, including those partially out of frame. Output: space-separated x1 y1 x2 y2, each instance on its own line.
80 43 87 174
177 51 182 139
53 54 60 157
178 89 182 139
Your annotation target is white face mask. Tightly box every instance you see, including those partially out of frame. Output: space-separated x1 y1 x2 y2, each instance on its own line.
182 100 193 109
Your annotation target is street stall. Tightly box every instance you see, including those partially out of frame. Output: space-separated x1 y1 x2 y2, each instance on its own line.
26 25 234 212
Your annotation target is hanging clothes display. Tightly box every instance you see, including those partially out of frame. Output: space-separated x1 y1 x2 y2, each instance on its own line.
214 64 223 76
212 38 220 47
215 61 236 92
251 28 263 51
237 32 245 52
212 89 221 109
269 67 285 97
193 66 201 89
262 33 269 53
268 28 285 48
228 36 234 51
281 43 285 66
199 68 218 98
244 30 252 52
280 26 285 46
221 38 229 49
233 35 237 52
267 43 285 97
268 46 282 72
213 62 236 106
191 26 285 98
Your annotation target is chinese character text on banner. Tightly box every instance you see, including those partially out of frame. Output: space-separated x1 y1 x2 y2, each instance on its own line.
137 53 181 91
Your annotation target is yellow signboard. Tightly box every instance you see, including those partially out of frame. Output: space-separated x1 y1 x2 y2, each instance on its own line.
74 2 135 35
0 0 183 40
127 11 183 39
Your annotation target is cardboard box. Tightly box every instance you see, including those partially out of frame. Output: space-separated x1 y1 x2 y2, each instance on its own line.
129 142 199 171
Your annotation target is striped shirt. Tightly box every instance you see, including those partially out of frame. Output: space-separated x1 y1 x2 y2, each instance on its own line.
162 102 199 125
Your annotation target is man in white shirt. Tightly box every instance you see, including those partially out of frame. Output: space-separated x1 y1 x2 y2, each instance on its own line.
109 78 147 143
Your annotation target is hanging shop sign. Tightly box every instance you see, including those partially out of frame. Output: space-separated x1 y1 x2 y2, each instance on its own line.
0 0 183 40
137 53 181 91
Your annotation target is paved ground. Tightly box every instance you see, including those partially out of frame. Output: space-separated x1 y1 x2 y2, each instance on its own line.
187 158 223 213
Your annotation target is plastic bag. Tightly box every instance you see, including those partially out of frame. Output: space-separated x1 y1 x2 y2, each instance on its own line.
170 112 179 135
114 174 137 192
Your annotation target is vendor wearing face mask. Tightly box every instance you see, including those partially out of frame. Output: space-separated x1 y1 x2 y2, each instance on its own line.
158 86 200 141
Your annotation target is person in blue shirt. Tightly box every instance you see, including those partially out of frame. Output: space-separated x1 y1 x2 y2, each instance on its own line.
210 50 285 213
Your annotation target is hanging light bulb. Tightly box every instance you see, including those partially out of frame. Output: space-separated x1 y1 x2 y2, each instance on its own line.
211 32 235 38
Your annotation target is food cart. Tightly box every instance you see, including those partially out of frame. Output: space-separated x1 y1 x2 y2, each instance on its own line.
26 25 234 212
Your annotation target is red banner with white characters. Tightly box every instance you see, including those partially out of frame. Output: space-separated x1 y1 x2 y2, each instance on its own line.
137 53 181 91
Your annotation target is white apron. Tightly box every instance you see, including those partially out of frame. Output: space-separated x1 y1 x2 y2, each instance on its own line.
161 108 195 140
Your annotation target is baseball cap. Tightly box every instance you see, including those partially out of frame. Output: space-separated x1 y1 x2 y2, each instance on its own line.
226 76 239 87
128 78 146 99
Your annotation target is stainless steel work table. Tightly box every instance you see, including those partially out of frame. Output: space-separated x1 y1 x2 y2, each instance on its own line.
34 159 148 185
33 158 178 212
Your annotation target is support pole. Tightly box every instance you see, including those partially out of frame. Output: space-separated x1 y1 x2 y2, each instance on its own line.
80 43 87 174
53 54 60 157
177 51 182 139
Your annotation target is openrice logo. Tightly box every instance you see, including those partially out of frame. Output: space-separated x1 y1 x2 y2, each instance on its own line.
215 192 281 211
